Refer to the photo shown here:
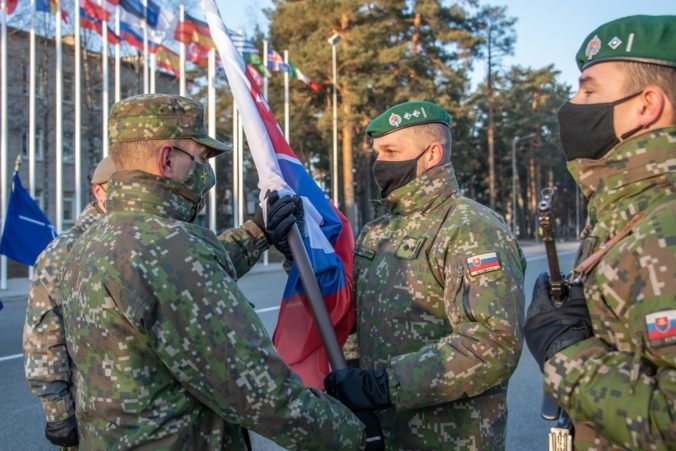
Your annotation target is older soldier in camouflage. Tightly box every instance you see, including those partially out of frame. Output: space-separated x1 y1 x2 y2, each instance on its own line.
61 94 365 450
524 15 676 450
23 156 116 448
326 101 526 450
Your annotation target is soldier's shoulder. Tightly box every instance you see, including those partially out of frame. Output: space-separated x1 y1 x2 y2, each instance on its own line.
445 196 509 230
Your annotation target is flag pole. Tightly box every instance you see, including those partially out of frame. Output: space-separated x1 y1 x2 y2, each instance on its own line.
74 0 82 213
237 111 244 226
263 39 268 100
283 49 289 143
178 2 185 96
149 51 156 93
56 0 63 233
142 0 148 93
101 0 109 157
114 4 120 102
207 48 216 232
232 103 238 227
1 0 8 289
28 0 37 279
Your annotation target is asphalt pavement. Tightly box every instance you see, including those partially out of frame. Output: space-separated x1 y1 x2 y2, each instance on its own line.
0 241 579 451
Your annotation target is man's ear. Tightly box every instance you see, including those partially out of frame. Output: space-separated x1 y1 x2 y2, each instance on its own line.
158 145 174 178
636 86 666 128
426 142 444 168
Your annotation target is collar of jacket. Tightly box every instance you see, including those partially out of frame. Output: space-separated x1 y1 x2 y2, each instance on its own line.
74 202 103 230
567 125 676 237
383 162 460 216
105 170 199 223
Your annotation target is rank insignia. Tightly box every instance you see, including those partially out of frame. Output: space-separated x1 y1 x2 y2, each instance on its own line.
466 252 501 276
645 310 676 348
388 113 402 127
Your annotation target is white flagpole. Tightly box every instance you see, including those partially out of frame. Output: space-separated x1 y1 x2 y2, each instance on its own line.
101 0 109 158
74 0 81 212
283 49 289 143
208 48 216 231
232 103 238 227
114 5 120 102
0 1 7 289
28 0 37 278
142 0 148 93
56 0 63 233
263 39 268 100
179 2 185 96
237 111 244 225
150 51 156 93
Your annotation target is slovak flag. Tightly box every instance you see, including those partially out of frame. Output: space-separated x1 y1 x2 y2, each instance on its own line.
204 0 354 389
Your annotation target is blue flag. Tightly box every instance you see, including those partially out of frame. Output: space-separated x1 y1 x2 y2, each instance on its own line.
0 172 57 266
119 0 159 28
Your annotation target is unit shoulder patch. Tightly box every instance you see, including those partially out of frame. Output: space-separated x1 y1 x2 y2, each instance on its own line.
466 252 501 276
645 310 676 348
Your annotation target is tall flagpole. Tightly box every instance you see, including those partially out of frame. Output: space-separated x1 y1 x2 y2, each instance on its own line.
56 0 63 233
237 111 244 225
283 49 289 142
142 0 148 93
232 103 239 227
101 0 109 157
29 0 37 278
114 5 120 102
263 40 268 100
1 0 8 289
208 48 216 231
75 0 82 212
178 2 185 95
150 52 156 93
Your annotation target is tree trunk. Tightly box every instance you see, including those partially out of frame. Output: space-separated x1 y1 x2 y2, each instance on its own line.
341 99 356 231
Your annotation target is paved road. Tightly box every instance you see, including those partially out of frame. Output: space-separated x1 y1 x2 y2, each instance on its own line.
0 242 578 450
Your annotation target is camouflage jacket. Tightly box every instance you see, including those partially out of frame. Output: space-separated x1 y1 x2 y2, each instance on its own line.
353 163 526 450
544 126 676 450
23 202 102 423
61 170 365 450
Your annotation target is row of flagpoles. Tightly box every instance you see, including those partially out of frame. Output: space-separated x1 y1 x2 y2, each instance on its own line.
0 0 324 288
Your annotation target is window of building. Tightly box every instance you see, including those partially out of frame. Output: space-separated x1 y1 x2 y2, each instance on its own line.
63 193 76 226
63 131 74 163
63 74 73 104
21 127 45 161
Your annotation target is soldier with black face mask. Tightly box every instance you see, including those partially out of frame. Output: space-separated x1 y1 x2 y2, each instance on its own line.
524 15 676 450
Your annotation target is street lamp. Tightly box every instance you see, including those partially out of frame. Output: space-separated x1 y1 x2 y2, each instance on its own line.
328 33 341 206
511 132 537 236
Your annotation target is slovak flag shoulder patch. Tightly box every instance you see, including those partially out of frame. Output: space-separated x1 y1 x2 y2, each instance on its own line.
645 310 676 348
466 252 501 276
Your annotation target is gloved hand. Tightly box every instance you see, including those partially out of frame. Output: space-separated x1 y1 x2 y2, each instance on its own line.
524 272 593 372
324 368 391 411
252 191 304 261
45 415 79 447
355 410 385 450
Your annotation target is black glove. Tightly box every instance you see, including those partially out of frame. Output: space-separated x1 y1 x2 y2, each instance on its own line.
325 368 391 411
524 272 593 372
253 191 304 261
45 415 79 447
355 410 385 450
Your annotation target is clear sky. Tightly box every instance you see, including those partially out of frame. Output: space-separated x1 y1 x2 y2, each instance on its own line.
220 0 674 91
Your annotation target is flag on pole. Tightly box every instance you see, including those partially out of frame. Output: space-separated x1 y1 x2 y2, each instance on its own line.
229 30 258 55
246 64 264 88
80 6 120 44
157 44 179 76
267 48 289 72
4 0 18 15
175 12 214 49
243 52 269 77
289 62 321 92
204 0 355 389
119 0 158 27
82 0 110 21
116 6 144 50
0 172 56 266
36 0 68 22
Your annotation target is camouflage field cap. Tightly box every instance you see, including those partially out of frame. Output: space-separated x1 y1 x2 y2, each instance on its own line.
366 101 451 138
576 15 676 71
108 94 228 158
91 156 116 184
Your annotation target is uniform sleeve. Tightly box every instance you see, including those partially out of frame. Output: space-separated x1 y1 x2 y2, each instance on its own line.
388 207 526 411
544 212 676 449
141 234 364 450
23 247 76 422
217 219 268 279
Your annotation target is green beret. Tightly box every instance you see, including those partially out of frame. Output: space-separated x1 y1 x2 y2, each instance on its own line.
366 101 451 138
577 15 676 71
108 94 228 158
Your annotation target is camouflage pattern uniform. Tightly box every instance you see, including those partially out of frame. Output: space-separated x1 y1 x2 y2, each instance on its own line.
544 127 676 450
61 170 365 450
352 163 526 450
23 202 102 425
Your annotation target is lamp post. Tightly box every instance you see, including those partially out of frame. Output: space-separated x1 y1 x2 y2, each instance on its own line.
511 132 537 236
328 33 341 206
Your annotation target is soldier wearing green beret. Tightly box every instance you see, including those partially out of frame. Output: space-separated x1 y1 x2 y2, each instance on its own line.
61 94 366 449
524 15 676 450
23 156 115 449
325 100 527 449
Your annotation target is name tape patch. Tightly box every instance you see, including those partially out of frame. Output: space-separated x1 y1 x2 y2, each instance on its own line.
645 309 676 348
466 252 501 276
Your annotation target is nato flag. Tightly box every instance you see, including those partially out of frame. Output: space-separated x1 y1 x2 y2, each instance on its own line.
0 172 56 266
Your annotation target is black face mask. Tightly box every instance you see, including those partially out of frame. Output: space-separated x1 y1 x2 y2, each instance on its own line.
557 91 645 161
372 145 430 199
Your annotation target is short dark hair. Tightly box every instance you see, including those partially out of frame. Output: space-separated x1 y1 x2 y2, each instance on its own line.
408 123 453 162
622 62 676 118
